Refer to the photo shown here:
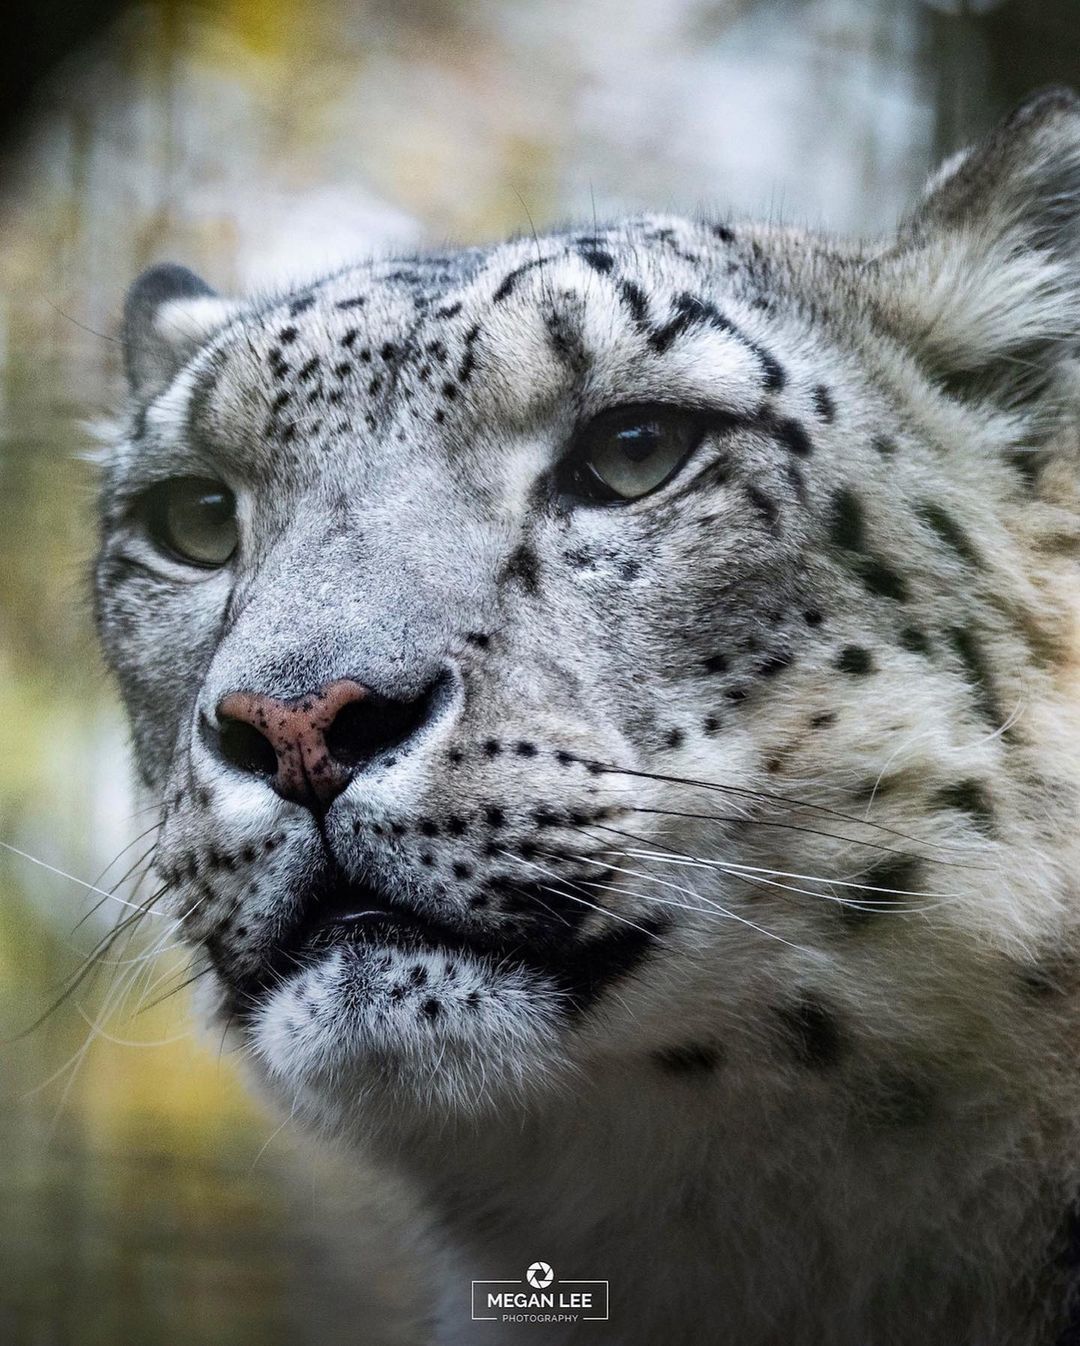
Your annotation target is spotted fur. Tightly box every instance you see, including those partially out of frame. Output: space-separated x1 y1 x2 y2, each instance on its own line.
96 91 1080 1345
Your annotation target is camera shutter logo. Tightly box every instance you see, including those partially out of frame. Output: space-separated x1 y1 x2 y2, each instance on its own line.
471 1261 609 1322
526 1262 554 1289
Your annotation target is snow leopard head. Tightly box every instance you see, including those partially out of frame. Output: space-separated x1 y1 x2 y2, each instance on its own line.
96 90 1080 1142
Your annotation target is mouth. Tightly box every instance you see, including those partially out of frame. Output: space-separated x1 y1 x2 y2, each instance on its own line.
281 873 496 962
225 860 662 1022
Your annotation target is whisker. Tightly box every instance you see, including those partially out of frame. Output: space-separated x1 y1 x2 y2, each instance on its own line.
562 839 823 955
0 839 172 915
616 849 956 902
579 819 926 916
621 805 981 870
74 1003 191 1049
496 848 666 942
568 757 972 855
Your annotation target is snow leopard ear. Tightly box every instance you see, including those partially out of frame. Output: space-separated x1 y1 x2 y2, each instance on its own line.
880 87 1080 405
123 263 241 400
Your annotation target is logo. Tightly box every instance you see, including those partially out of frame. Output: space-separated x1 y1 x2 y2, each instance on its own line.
472 1263 609 1324
526 1262 554 1289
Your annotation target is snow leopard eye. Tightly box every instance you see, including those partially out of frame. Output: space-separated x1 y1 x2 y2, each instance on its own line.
141 476 238 568
565 405 707 504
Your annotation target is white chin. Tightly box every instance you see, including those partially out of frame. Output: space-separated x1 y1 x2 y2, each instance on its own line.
245 943 568 1119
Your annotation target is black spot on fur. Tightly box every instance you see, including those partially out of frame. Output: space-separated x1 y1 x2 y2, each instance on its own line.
803 609 823 627
933 779 994 831
749 342 786 393
703 653 729 675
859 558 908 602
647 292 784 389
278 325 298 345
775 997 844 1068
844 856 922 926
703 714 721 735
457 325 481 383
756 651 792 678
654 1042 723 1075
811 385 835 422
917 501 982 568
810 711 836 729
580 247 614 273
492 260 544 303
827 491 909 598
747 485 780 526
836 645 875 675
900 626 932 655
775 417 812 456
502 544 541 595
648 295 708 354
618 280 650 327
829 487 866 550
298 356 320 382
872 435 897 457
664 727 685 750
948 626 1005 734
712 224 735 243
336 295 367 311
546 306 585 369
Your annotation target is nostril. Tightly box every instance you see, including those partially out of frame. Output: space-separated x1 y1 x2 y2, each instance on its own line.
324 693 426 767
324 674 448 768
216 716 279 778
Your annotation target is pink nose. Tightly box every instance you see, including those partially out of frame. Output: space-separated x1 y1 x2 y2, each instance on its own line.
216 679 370 808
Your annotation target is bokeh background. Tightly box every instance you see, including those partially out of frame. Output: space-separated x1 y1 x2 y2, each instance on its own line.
2 1 1079 1342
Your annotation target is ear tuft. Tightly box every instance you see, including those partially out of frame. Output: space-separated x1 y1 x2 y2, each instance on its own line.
880 88 1080 404
123 263 239 399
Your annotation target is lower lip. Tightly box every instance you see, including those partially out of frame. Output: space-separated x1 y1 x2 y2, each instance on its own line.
305 903 454 950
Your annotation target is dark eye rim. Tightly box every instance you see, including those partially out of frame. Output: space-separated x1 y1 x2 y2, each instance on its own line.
555 401 712 506
137 475 239 569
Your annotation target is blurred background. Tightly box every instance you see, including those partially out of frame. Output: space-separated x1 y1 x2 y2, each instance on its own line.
2 0 1079 1342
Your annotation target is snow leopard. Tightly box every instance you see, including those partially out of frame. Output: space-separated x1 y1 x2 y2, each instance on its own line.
95 89 1080 1345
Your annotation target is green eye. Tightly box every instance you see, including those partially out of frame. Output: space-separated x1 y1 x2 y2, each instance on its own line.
143 477 238 568
567 405 706 503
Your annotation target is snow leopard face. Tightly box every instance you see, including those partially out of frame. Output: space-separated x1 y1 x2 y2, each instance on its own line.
96 91 1080 1143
